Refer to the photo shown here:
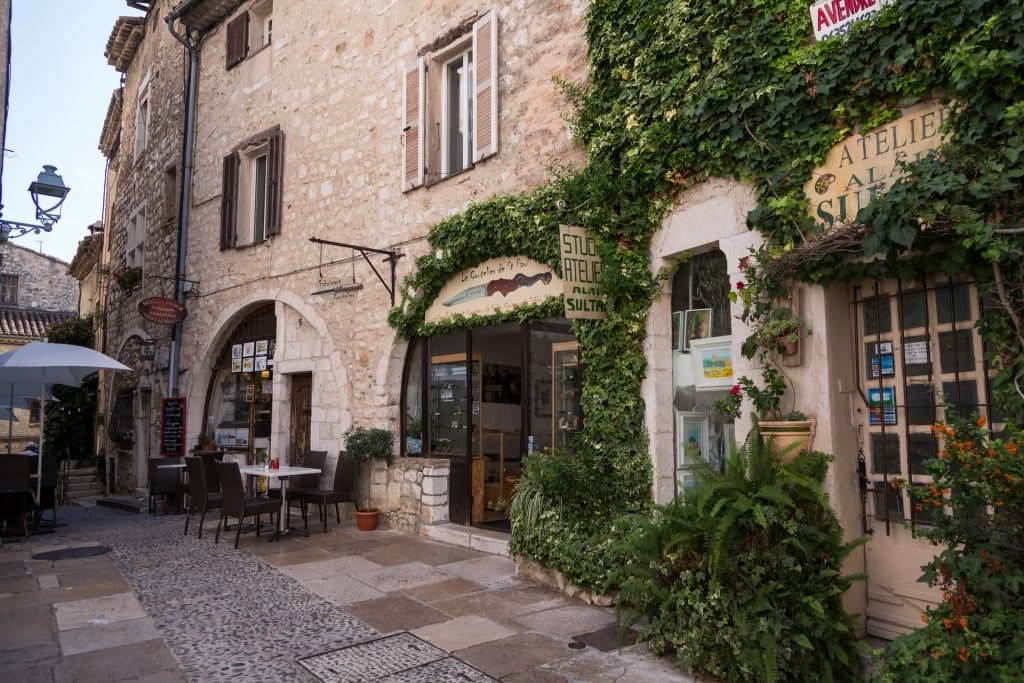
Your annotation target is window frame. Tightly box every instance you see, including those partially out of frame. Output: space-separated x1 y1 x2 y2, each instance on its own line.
402 11 498 191
0 273 19 306
220 126 284 250
126 205 147 270
134 75 151 160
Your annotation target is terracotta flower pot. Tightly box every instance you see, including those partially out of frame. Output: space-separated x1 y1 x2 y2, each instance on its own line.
355 508 380 531
760 419 816 463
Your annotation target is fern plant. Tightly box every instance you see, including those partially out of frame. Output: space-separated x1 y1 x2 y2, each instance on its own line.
612 423 866 683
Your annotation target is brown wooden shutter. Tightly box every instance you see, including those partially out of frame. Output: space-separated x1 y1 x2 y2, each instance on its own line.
473 11 499 162
265 128 284 237
402 58 424 191
226 13 249 69
220 152 239 250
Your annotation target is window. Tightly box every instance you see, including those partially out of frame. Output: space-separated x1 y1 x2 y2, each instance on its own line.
226 0 273 69
29 400 40 426
221 126 284 249
134 83 150 159
126 207 146 269
403 11 499 190
0 274 18 305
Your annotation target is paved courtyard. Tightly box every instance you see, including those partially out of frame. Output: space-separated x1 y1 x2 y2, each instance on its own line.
0 505 694 682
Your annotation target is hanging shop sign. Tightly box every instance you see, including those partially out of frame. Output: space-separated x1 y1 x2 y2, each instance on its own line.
138 297 188 325
809 0 893 41
558 224 606 320
230 339 274 374
425 255 562 323
804 101 951 230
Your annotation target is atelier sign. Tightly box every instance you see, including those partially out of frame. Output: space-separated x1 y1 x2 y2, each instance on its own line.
804 101 951 230
558 224 606 320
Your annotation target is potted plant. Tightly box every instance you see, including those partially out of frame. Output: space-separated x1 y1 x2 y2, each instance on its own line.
197 432 217 451
716 249 815 461
343 426 395 530
114 266 143 293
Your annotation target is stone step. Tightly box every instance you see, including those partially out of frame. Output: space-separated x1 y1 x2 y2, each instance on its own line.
95 496 146 514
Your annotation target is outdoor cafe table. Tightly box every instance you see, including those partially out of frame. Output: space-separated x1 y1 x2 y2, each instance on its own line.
237 464 321 539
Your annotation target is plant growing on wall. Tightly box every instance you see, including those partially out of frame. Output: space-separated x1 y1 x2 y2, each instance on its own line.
113 266 143 293
390 0 1024 620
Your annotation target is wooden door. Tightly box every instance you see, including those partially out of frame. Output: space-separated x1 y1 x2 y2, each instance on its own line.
288 373 312 465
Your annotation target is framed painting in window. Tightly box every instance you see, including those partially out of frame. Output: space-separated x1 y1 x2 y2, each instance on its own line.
676 410 710 468
682 308 712 351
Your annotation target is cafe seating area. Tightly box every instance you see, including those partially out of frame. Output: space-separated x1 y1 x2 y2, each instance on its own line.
0 452 62 545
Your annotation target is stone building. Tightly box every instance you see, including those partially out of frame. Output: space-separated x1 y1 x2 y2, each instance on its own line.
99 4 186 493
0 242 79 452
93 0 999 642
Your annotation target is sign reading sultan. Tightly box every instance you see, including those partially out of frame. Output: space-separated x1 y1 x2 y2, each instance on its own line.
804 101 950 229
559 225 606 320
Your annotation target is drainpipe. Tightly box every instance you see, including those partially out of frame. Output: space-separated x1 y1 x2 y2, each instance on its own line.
165 15 201 398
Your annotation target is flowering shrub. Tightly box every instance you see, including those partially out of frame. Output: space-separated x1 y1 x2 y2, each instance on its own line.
872 416 1024 682
714 368 788 421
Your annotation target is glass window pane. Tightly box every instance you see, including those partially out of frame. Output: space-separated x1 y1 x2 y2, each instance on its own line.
872 487 905 521
938 330 974 373
906 384 935 425
935 283 971 323
903 334 931 377
942 380 979 418
901 290 927 328
870 433 901 475
402 339 424 456
862 296 891 336
911 493 936 525
908 433 937 475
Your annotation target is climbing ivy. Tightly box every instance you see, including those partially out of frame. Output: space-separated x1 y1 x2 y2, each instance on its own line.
390 0 1024 591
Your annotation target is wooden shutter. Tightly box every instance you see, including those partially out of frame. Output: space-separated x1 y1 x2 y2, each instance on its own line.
220 152 239 250
226 13 249 69
402 58 425 191
265 128 284 237
473 11 499 162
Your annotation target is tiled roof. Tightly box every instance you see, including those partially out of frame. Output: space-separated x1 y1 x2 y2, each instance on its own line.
0 309 78 341
99 89 123 159
105 16 146 73
168 0 245 33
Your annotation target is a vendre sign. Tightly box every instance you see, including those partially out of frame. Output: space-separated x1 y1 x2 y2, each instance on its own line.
810 0 894 41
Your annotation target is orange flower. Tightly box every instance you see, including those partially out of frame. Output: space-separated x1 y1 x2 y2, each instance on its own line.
958 646 969 663
976 416 986 427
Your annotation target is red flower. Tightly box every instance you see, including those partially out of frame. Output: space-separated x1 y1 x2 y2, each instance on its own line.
736 281 746 290
730 384 741 395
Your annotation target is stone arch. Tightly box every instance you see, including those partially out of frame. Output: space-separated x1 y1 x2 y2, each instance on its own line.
644 179 759 504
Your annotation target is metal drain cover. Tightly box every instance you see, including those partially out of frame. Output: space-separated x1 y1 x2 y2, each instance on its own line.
298 632 498 683
32 546 112 561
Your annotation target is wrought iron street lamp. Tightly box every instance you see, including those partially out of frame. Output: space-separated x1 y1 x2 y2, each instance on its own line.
0 165 71 242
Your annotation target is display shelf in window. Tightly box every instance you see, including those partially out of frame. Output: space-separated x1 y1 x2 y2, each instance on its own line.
552 341 582 451
428 353 481 456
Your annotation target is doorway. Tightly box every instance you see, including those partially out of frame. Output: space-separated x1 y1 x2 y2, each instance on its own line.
288 373 312 464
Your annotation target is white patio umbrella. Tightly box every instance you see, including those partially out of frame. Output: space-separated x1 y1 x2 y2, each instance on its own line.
0 342 132 498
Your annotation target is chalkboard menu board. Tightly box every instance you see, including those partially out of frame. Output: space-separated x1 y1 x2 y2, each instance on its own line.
160 397 186 456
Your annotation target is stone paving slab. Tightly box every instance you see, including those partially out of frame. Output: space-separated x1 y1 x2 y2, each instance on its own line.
298 631 498 683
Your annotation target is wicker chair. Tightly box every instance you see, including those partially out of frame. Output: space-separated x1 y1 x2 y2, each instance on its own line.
214 460 280 548
268 449 327 528
301 454 358 533
184 456 224 539
149 457 188 515
0 456 32 543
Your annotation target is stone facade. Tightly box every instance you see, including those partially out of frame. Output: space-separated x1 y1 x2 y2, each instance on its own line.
0 242 78 451
99 3 187 491
88 0 591 513
0 243 77 313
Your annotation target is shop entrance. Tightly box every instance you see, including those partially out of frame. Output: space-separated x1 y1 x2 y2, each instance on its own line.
852 278 1002 639
405 319 578 528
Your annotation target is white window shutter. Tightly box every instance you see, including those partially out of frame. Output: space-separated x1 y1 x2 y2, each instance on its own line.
403 58 425 191
473 11 499 162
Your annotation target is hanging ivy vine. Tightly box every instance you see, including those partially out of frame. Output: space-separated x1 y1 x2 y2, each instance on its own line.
389 0 1024 591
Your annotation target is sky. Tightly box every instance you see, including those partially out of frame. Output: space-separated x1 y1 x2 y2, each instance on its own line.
3 0 144 263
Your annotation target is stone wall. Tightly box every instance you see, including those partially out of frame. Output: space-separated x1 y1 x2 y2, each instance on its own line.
0 243 77 312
